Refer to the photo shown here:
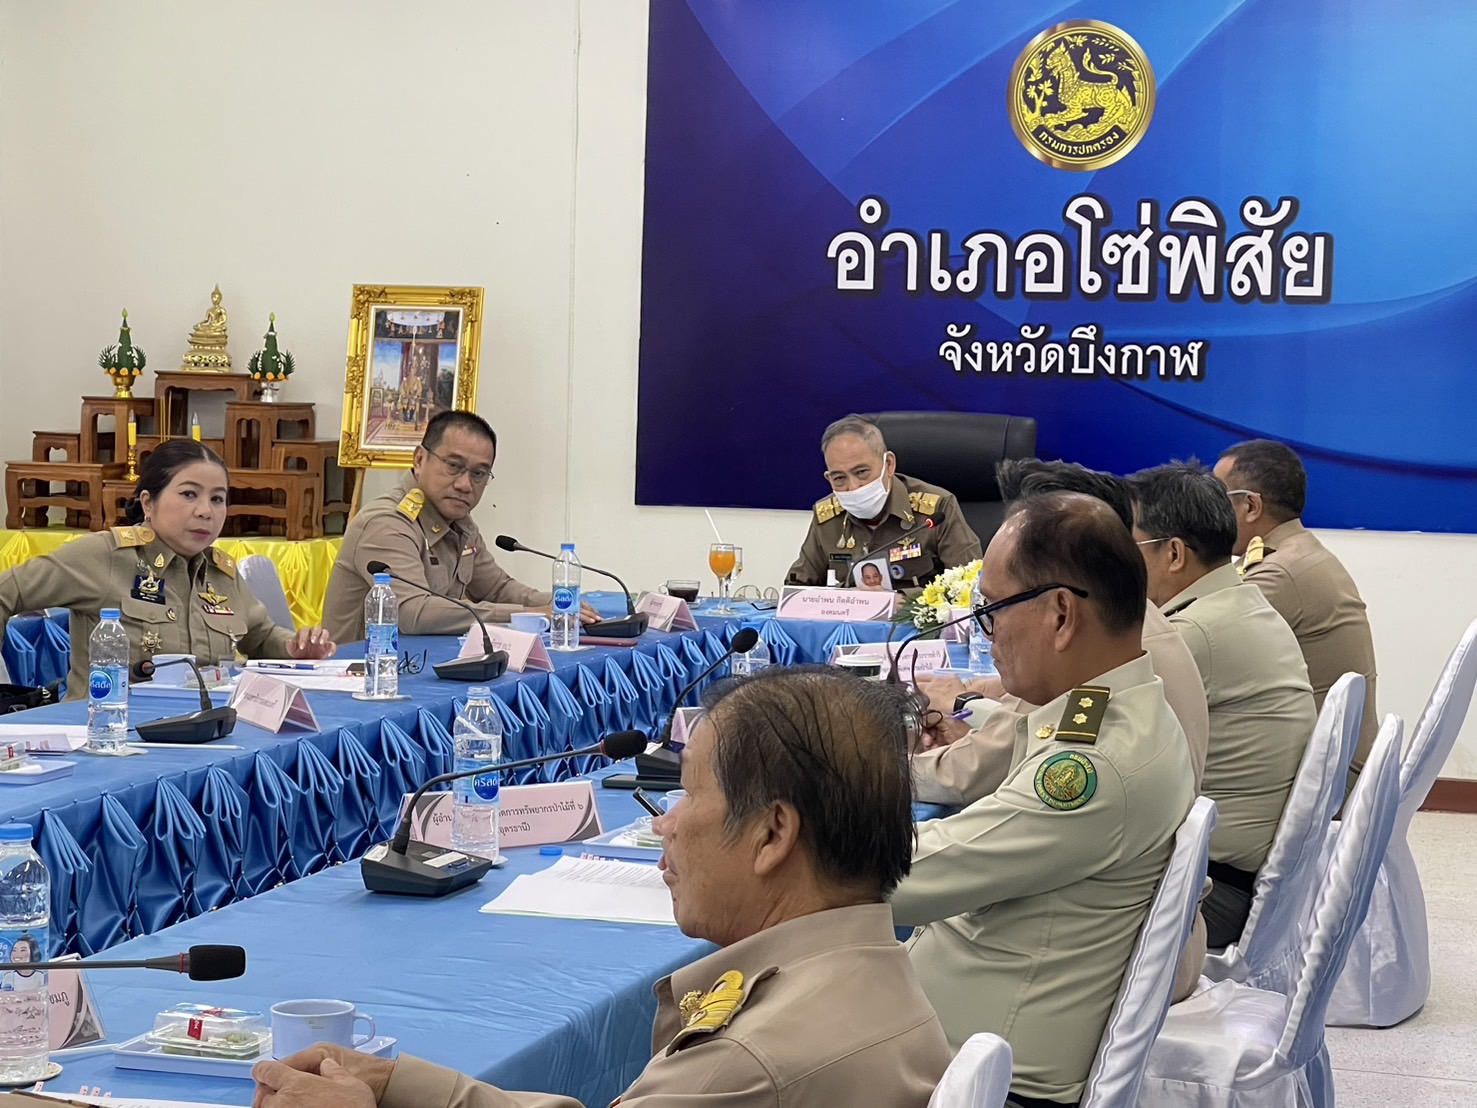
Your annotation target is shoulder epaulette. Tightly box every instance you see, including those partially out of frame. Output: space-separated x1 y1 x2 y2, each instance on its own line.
396 488 426 522
909 491 941 516
211 547 237 578
814 495 841 524
1238 535 1267 576
110 525 154 549
669 969 762 1053
1055 685 1111 744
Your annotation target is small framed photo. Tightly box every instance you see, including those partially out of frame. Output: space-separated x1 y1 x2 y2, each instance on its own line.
339 284 485 467
852 553 893 591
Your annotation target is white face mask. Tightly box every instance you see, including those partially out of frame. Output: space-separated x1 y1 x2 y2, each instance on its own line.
836 470 891 520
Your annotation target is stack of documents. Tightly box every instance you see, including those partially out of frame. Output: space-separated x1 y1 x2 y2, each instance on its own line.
480 856 676 926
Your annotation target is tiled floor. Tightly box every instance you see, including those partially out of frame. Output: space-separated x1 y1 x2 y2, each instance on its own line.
1327 811 1477 1106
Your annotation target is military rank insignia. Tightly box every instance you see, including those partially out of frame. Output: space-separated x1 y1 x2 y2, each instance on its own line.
141 630 163 653
1055 686 1110 743
131 573 165 604
396 488 426 522
671 970 747 1050
1035 750 1098 811
198 584 235 616
1238 535 1266 576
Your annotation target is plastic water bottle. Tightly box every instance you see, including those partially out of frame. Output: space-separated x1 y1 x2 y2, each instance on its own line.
451 688 503 859
0 824 49 1083
86 609 130 752
967 620 996 675
731 636 771 678
363 573 399 698
549 543 581 652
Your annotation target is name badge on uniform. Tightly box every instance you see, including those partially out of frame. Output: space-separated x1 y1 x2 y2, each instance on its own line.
198 584 235 617
889 542 921 562
462 545 477 556
131 574 165 604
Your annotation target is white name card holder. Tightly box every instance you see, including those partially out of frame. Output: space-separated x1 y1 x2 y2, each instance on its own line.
459 626 554 673
830 639 951 677
399 779 603 849
634 592 698 632
776 586 897 622
229 670 320 733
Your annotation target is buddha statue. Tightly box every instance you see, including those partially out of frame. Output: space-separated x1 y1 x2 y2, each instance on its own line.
180 285 233 371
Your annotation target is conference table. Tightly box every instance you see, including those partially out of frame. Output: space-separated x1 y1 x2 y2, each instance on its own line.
0 596 911 957
53 779 706 1108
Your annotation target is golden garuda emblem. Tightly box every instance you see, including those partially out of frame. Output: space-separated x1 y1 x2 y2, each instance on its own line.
1008 20 1155 171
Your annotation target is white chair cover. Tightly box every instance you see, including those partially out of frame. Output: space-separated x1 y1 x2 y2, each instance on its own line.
1327 618 1477 1027
1204 673 1364 994
237 554 295 630
1079 796 1217 1108
1138 714 1403 1108
929 1032 1013 1108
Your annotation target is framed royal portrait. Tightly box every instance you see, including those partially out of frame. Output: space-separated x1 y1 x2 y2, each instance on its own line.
339 284 485 467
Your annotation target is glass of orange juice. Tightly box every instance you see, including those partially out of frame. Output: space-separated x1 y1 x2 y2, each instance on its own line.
709 543 737 613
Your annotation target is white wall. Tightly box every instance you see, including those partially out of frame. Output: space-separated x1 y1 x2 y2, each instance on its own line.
2 1 1475 778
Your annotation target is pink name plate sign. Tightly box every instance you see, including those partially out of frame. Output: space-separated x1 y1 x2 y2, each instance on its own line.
775 586 897 622
229 670 320 733
458 626 553 673
830 639 951 675
635 592 698 632
399 780 603 849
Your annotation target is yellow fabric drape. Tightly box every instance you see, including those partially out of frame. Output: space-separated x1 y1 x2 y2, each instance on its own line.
0 530 342 628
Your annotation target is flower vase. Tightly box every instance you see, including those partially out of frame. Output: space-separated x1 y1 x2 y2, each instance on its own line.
111 375 133 399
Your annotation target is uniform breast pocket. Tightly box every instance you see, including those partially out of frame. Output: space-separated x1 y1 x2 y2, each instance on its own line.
119 596 174 659
201 609 250 660
451 556 474 598
891 553 936 586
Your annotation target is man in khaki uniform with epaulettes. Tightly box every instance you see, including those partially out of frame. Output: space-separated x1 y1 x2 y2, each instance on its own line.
254 668 951 1108
1215 439 1378 796
894 493 1193 1108
786 415 981 589
1132 462 1316 951
323 411 552 642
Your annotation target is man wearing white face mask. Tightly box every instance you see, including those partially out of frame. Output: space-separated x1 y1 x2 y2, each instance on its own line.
786 415 981 590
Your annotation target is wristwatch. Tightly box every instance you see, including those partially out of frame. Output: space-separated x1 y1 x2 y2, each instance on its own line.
952 691 986 714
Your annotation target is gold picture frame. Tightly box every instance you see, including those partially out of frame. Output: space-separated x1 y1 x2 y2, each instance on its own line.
339 284 485 468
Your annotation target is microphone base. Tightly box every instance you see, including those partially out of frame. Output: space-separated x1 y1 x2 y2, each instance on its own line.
585 614 649 638
633 746 683 782
602 773 688 791
360 840 496 896
135 707 238 744
432 652 510 682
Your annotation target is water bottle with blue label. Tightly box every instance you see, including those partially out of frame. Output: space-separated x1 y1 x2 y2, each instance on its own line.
363 573 399 698
0 824 49 1083
451 688 503 859
86 608 130 752
549 543 581 652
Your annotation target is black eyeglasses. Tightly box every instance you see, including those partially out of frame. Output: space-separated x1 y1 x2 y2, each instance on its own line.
425 447 494 486
397 649 428 675
972 583 1089 636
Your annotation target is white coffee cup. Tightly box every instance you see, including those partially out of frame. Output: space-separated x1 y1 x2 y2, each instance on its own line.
509 612 551 635
271 999 375 1058
659 789 688 813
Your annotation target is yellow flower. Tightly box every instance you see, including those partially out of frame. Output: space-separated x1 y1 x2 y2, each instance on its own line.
921 581 945 606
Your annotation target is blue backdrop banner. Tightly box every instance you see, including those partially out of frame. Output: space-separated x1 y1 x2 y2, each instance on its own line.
635 1 1477 533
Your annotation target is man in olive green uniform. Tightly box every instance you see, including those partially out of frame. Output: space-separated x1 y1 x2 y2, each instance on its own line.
323 411 552 642
786 415 981 589
893 494 1194 1108
0 525 296 700
255 668 951 1108
1214 439 1379 794
1131 462 1315 950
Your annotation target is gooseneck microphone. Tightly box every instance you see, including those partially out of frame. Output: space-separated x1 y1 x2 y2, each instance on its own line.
365 561 509 682
361 729 648 897
133 657 238 744
606 626 762 792
0 944 247 981
494 536 649 639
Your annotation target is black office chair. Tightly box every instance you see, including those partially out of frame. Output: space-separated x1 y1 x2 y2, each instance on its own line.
868 411 1038 546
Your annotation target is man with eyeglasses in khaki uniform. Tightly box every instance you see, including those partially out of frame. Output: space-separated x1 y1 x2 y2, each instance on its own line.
323 411 595 641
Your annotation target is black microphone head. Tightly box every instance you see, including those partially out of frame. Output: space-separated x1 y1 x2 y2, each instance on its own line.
730 627 761 654
187 944 246 981
366 560 390 575
494 535 519 552
601 730 648 760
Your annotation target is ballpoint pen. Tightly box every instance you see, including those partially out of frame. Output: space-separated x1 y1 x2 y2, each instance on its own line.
250 662 318 671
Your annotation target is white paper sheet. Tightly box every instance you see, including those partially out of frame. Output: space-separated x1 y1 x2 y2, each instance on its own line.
480 856 676 926
0 723 88 753
32 1093 247 1108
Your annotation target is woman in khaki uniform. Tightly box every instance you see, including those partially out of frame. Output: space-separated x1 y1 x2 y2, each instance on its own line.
0 440 335 700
